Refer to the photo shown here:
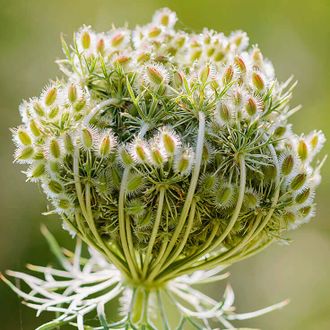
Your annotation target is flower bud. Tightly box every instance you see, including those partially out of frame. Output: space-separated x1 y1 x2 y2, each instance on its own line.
111 32 125 47
144 64 169 87
98 132 116 158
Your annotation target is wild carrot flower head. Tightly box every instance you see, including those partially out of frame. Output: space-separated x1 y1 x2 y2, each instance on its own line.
7 7 325 329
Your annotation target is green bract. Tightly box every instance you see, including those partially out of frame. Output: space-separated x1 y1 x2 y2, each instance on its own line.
8 8 325 329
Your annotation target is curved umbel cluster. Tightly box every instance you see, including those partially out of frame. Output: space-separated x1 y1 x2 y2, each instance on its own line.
12 8 325 285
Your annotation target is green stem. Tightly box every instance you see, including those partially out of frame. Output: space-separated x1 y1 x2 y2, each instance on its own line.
142 188 166 278
118 167 139 280
158 155 246 281
147 111 206 281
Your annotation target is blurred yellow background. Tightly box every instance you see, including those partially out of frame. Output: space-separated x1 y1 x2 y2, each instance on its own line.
0 0 329 329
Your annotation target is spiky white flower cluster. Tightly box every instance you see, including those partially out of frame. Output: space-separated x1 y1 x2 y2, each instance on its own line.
7 7 325 329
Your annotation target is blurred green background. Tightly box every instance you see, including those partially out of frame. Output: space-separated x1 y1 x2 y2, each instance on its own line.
0 0 329 329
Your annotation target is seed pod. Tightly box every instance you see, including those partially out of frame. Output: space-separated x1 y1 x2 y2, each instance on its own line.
297 139 308 161
245 97 258 116
48 180 63 194
119 147 134 167
28 162 45 181
243 190 259 209
216 102 231 124
63 133 74 154
290 173 307 191
216 184 235 208
234 56 247 73
295 188 311 204
129 138 149 163
29 119 41 137
283 211 296 223
126 199 145 216
126 174 144 193
96 37 105 54
48 106 59 119
222 65 234 84
68 84 77 103
15 146 34 162
174 148 194 175
81 30 91 49
80 127 94 149
298 205 314 218
32 100 45 117
44 87 57 106
17 129 32 145
111 32 125 47
145 64 169 87
281 154 295 176
159 127 180 156
149 144 166 166
56 198 72 211
49 139 61 159
252 72 265 91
